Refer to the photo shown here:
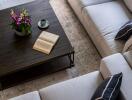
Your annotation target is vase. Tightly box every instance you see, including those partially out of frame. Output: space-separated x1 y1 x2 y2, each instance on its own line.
15 30 31 37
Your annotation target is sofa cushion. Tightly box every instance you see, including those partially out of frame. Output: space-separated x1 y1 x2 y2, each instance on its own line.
82 1 132 56
124 0 132 12
67 0 114 26
100 53 132 100
115 20 132 40
39 71 103 100
68 0 114 9
91 73 122 100
9 91 41 100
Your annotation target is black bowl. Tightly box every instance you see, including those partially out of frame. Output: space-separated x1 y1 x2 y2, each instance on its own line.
38 19 49 29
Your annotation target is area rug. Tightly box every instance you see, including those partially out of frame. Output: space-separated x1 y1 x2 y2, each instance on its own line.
0 0 101 99
49 0 101 74
0 0 35 10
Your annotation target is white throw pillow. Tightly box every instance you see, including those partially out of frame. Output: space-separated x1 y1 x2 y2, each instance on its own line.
124 0 132 12
123 36 132 52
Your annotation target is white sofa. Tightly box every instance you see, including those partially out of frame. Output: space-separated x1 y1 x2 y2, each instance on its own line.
67 0 132 57
9 52 132 100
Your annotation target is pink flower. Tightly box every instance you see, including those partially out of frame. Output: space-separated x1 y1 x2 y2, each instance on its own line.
10 9 18 21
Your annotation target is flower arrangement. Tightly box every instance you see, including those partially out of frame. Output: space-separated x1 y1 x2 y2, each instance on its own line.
10 9 31 36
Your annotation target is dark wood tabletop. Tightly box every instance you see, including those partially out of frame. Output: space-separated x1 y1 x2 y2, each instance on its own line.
0 0 73 82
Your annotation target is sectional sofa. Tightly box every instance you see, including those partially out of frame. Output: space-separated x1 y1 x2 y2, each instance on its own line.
67 0 132 57
9 52 132 100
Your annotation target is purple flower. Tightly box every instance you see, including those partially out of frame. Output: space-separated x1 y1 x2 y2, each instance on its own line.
18 17 22 22
10 9 31 32
16 21 20 25
25 18 31 24
10 9 18 21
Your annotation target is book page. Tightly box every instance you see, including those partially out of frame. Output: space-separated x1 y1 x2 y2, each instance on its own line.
33 39 54 54
33 31 59 54
39 31 59 44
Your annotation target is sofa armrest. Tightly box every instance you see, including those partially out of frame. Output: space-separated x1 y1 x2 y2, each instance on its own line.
100 53 132 100
100 53 131 78
123 50 132 68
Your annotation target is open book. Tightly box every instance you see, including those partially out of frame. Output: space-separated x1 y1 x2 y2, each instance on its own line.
33 31 59 54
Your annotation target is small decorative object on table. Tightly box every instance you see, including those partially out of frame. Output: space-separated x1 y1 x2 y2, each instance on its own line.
38 19 49 29
10 9 32 36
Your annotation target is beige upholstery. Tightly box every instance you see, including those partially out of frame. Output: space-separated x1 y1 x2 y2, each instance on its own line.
100 53 132 100
9 72 103 100
9 52 132 100
39 71 103 100
67 0 114 30
124 0 132 12
67 0 132 57
67 0 114 10
9 91 41 100
123 50 132 68
123 36 132 52
82 1 131 57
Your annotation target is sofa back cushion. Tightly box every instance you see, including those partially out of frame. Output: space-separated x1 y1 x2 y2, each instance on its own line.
91 73 123 100
115 20 132 40
39 71 103 100
124 0 132 12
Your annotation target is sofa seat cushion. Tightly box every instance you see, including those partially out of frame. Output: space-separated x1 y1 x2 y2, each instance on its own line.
39 71 103 100
67 0 114 25
82 1 132 56
68 0 114 10
9 91 41 100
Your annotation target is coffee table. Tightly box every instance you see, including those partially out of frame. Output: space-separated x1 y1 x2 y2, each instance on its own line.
0 0 74 89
